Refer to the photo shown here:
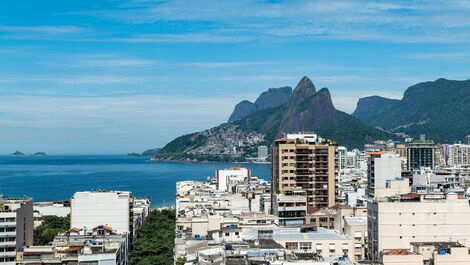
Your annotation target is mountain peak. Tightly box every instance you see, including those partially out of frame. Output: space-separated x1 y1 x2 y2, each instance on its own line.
293 76 316 97
228 86 292 122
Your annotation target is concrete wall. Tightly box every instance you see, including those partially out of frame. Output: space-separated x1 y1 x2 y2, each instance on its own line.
71 191 131 234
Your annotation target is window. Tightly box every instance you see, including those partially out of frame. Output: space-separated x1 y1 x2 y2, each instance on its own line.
225 232 230 236
286 242 298 250
316 243 323 254
235 232 239 236
5 218 15 222
299 242 312 250
329 243 336 253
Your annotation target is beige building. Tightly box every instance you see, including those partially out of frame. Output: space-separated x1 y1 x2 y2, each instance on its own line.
448 143 470 167
368 192 470 261
307 208 336 229
334 206 367 232
344 216 367 261
0 197 33 265
272 133 337 211
269 227 355 261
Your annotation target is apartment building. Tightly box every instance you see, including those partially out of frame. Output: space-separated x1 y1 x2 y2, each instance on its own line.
216 167 250 192
406 135 436 170
71 191 133 235
272 190 307 226
0 197 33 265
368 192 470 261
367 152 402 198
448 143 470 167
272 133 337 210
343 216 367 261
16 232 129 265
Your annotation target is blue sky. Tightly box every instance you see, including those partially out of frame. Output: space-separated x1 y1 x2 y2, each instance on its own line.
1 0 470 154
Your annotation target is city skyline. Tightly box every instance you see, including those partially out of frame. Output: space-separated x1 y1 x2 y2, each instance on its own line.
2 0 470 153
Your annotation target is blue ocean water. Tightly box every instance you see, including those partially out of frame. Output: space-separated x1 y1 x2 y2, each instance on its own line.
0 155 270 207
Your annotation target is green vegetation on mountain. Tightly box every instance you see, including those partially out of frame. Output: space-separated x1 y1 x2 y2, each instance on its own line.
156 76 397 161
34 215 70 245
129 209 175 265
353 78 470 143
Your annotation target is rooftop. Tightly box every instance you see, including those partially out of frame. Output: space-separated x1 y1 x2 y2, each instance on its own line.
383 249 416 255
344 217 367 226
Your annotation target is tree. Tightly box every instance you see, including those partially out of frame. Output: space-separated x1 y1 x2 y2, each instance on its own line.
34 215 70 245
129 209 175 265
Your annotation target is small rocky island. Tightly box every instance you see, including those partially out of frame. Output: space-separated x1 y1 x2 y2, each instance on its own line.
11 151 25 156
32 152 47 157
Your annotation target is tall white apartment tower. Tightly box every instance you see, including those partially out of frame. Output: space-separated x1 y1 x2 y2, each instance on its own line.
0 197 33 265
71 191 133 235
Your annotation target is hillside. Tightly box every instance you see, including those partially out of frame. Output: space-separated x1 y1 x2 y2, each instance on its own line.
352 78 470 143
155 76 396 161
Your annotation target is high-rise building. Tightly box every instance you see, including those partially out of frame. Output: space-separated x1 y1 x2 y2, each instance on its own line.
337 146 347 170
367 152 402 198
466 135 470 145
271 133 337 210
448 143 470 166
71 191 133 235
0 197 33 265
406 135 436 170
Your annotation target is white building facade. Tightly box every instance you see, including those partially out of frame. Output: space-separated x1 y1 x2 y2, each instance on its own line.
368 193 470 261
71 191 132 235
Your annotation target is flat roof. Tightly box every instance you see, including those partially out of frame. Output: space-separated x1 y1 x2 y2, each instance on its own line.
272 227 347 241
344 217 367 226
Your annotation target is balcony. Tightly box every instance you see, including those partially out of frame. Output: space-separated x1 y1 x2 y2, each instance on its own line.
0 241 16 247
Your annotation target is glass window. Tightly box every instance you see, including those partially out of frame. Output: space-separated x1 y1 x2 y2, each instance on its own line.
286 242 298 250
299 242 312 250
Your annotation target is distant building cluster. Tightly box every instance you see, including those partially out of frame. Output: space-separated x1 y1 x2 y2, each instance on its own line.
174 133 470 265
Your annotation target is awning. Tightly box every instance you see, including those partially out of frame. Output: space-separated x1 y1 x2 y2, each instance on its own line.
329 244 336 250
316 244 323 250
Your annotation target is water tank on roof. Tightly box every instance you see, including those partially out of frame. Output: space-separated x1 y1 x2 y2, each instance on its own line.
224 243 233 250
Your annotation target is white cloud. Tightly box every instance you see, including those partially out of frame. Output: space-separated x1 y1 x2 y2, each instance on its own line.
404 52 469 62
69 0 470 44
0 25 84 33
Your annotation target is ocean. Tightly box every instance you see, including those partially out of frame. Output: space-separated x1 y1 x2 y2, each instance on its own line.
0 155 270 207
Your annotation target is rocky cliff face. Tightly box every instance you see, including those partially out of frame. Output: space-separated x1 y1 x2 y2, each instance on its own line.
228 86 292 122
228 100 257 123
352 78 470 143
156 76 395 161
352 96 400 123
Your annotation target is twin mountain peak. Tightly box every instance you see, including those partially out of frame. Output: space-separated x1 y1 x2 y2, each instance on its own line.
156 76 469 161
